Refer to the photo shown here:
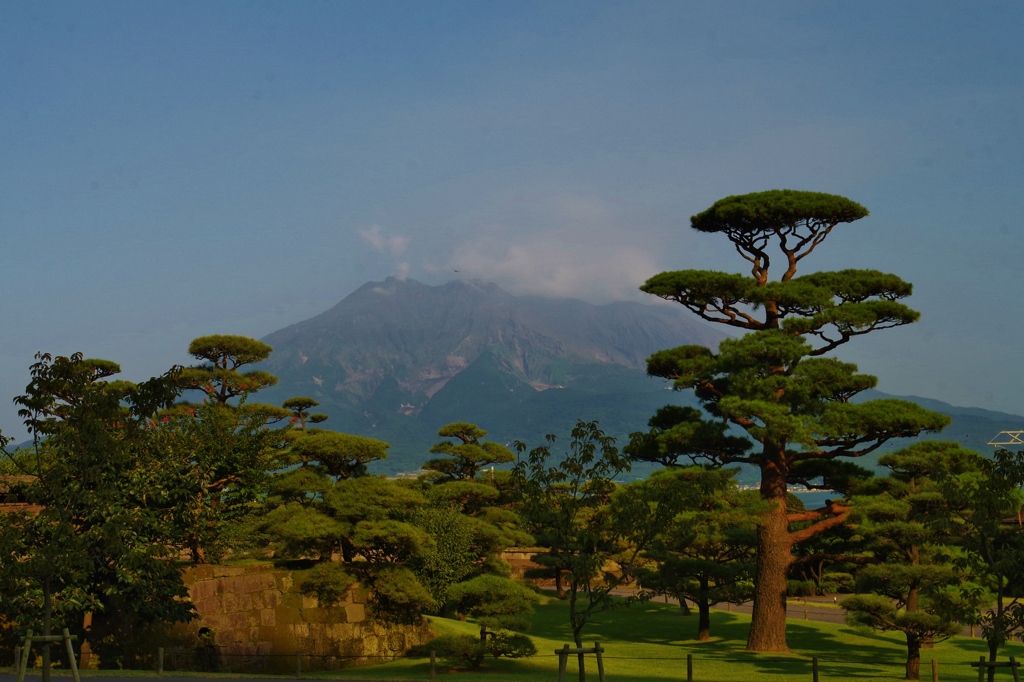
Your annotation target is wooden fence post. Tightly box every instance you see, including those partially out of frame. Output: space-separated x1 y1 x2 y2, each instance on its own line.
1010 656 1020 682
687 653 693 682
931 658 937 682
429 649 435 681
977 656 985 682
812 655 819 682
594 641 605 682
157 647 164 675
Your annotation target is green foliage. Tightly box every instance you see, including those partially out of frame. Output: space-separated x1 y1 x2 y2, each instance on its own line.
0 353 194 670
299 562 356 606
410 508 478 607
289 431 389 478
842 441 982 679
446 575 539 634
930 447 1024 668
423 631 536 671
423 422 515 482
368 566 436 625
179 334 279 407
689 189 869 235
636 189 954 651
157 399 286 562
514 421 687 646
636 467 759 640
282 396 329 432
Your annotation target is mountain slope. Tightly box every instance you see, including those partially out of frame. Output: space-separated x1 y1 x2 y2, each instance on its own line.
257 278 722 471
256 278 1024 477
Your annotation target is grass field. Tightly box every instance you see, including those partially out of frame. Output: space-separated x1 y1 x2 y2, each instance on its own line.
319 595 1024 682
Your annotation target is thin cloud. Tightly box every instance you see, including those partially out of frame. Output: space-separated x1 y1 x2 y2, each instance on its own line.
448 194 666 302
358 225 410 256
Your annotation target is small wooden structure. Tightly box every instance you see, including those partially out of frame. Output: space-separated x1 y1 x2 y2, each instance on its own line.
15 628 81 682
555 642 605 682
971 656 1021 682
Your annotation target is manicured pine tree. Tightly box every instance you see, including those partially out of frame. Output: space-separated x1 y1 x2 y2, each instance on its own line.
282 396 329 432
931 447 1024 681
422 422 515 482
842 442 979 680
638 190 950 651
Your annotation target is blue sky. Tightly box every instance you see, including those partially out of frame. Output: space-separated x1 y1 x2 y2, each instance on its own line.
2 1 1023 438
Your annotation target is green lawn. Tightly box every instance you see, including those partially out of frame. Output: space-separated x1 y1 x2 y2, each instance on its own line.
318 595 1024 682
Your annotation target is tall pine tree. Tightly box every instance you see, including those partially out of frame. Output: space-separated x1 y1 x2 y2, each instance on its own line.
637 190 949 651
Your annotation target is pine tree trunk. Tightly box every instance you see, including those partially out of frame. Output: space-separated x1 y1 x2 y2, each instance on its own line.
698 602 711 641
905 635 921 680
697 576 711 641
747 454 791 652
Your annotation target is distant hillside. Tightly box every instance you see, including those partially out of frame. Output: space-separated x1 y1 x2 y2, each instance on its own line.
256 278 1024 478
257 277 722 472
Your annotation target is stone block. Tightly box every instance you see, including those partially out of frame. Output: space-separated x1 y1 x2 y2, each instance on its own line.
260 609 276 627
190 580 218 602
292 623 309 638
195 594 223 617
221 591 240 613
245 573 276 593
301 594 318 609
199 612 231 631
344 603 365 623
277 605 302 625
223 575 248 595
276 573 293 593
264 591 279 609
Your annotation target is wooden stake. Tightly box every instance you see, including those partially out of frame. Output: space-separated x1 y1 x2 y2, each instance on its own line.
158 647 164 675
687 653 693 682
429 649 435 681
557 644 569 682
595 642 605 682
62 629 80 682
931 658 938 682
812 655 819 682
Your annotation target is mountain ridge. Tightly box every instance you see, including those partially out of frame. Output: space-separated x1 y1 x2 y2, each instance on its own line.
255 278 1024 476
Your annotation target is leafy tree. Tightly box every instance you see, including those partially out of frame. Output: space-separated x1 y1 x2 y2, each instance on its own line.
423 422 515 482
931 447 1024 679
637 190 949 651
446 574 539 641
0 354 193 676
158 399 285 562
842 442 979 680
637 467 760 641
513 421 686 659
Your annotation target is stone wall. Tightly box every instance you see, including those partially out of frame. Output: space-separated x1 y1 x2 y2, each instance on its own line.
175 563 432 673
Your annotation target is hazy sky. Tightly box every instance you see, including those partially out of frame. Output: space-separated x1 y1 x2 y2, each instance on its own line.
2 1 1023 438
